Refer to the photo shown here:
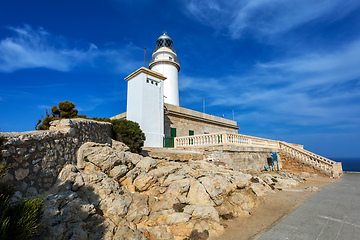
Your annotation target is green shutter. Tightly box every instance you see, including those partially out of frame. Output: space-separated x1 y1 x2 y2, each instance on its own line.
170 128 177 137
189 130 194 136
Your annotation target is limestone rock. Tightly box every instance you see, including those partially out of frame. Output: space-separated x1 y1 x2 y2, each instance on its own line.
78 142 131 174
111 139 130 152
162 172 186 187
134 172 156 191
109 165 128 181
169 222 194 238
191 206 220 222
149 198 177 213
161 178 190 200
232 172 252 188
147 226 174 240
187 179 214 206
300 172 311 179
126 152 144 165
113 226 147 240
136 157 157 173
277 178 298 188
126 193 149 223
250 183 273 196
156 212 191 225
120 167 142 186
199 175 236 205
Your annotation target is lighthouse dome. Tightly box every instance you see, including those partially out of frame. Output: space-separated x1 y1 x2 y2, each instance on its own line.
156 33 173 49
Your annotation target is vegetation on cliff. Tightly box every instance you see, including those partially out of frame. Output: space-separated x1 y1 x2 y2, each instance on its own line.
0 136 44 240
35 101 145 153
111 119 146 153
35 101 80 130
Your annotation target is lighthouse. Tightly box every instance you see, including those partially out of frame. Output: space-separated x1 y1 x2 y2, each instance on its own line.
149 32 180 106
113 31 240 148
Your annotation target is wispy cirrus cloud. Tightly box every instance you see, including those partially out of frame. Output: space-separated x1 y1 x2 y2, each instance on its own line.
181 37 360 131
0 25 142 73
183 0 360 38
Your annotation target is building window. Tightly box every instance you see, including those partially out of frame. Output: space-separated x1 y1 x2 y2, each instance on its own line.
189 130 194 136
170 128 177 138
169 57 173 61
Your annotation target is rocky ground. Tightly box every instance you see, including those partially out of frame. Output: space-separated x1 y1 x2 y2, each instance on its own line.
29 140 322 240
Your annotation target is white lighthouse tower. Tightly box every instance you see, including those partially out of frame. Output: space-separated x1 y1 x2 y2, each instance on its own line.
149 32 180 106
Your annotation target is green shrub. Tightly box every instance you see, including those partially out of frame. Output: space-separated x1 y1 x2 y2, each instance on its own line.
35 102 145 153
0 137 44 240
111 119 145 153
36 101 78 130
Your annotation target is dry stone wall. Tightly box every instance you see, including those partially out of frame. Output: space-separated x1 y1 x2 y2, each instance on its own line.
0 119 112 196
179 145 282 171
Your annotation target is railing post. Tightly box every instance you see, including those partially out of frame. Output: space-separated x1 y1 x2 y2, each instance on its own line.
223 133 229 145
174 137 178 148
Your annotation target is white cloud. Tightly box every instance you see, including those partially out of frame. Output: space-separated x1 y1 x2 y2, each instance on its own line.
257 39 360 90
183 0 360 38
181 38 360 132
0 25 142 73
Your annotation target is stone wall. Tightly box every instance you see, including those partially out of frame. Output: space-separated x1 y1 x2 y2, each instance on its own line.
164 115 238 138
181 145 281 171
0 119 112 196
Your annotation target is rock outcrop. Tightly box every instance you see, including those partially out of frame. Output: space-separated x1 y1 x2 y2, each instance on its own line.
34 141 308 240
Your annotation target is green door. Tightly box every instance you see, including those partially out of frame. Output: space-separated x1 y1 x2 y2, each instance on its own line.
164 128 176 148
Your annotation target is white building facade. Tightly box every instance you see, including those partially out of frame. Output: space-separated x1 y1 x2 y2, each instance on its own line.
125 67 166 147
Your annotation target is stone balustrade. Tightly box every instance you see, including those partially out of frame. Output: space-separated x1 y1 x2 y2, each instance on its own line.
174 132 342 178
174 132 279 149
279 142 343 178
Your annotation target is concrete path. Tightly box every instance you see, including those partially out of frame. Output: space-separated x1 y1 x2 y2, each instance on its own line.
258 173 360 240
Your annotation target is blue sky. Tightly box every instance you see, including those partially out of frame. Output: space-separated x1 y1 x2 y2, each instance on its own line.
1 0 360 158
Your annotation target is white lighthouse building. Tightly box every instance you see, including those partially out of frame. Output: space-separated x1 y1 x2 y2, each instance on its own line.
149 33 180 106
112 32 239 148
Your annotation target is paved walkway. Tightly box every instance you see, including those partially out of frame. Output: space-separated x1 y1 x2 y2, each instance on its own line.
258 173 360 240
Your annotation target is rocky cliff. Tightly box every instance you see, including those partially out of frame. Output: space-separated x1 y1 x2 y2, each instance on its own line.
30 140 310 240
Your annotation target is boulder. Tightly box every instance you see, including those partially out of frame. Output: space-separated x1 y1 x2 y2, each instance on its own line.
187 179 214 206
300 172 311 179
250 183 273 196
232 172 252 188
111 139 130 152
277 178 298 188
136 157 157 173
113 226 147 240
191 206 220 222
160 178 190 200
147 226 174 240
199 175 236 205
134 172 156 191
162 173 186 187
77 142 132 174
109 165 128 181
156 212 191 225
126 193 150 223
